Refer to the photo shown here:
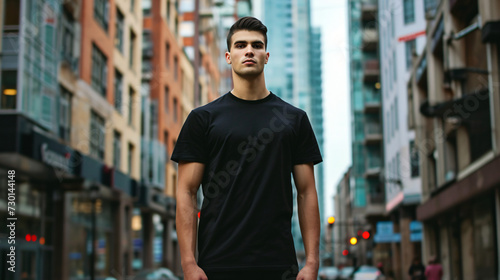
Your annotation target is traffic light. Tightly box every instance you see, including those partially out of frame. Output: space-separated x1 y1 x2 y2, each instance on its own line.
327 216 335 228
349 237 358 245
362 231 370 239
342 249 349 256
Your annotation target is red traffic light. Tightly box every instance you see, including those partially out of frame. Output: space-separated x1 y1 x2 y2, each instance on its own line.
25 234 37 242
362 231 370 239
342 249 349 256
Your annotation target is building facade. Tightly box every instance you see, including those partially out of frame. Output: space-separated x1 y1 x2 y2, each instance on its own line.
261 0 325 263
378 0 428 278
407 0 500 279
346 0 384 267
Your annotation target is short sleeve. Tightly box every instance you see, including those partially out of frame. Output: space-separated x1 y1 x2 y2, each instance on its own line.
171 110 208 163
292 113 323 165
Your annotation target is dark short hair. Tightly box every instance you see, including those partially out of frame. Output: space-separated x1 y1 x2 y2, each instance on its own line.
226 17 268 51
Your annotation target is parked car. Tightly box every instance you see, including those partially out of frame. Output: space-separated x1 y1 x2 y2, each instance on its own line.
352 265 385 280
318 266 340 280
133 268 180 280
338 266 354 280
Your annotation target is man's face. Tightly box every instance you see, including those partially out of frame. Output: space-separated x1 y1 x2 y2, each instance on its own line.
225 30 269 77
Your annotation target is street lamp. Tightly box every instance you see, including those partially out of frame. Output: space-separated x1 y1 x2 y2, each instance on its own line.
89 185 99 280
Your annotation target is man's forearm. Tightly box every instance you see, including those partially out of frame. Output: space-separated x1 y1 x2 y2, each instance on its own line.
176 190 199 267
297 187 320 267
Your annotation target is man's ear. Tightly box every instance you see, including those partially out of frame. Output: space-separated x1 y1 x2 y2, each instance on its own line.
225 51 232 64
265 52 269 64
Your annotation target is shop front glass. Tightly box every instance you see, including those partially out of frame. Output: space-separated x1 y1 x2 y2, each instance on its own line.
67 193 113 280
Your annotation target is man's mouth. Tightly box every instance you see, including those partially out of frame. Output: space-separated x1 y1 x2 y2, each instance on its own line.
243 60 256 65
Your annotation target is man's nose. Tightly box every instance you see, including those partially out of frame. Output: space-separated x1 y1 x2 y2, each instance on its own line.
245 46 255 56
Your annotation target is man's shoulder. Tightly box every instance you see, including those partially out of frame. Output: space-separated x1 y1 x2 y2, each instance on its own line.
191 93 229 115
270 93 308 116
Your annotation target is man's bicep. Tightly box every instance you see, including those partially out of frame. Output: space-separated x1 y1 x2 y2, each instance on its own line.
292 163 316 193
178 161 205 194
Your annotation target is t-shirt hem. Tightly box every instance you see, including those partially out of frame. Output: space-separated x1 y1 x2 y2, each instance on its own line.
293 156 323 165
170 155 206 164
200 264 297 272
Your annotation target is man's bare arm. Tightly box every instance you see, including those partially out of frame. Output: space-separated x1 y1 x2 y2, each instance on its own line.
176 161 207 280
293 163 320 280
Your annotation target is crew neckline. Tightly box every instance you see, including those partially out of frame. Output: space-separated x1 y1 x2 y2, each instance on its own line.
227 91 275 104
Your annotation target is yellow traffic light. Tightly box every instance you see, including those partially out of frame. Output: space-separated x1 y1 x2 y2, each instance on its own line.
328 216 335 224
350 237 358 245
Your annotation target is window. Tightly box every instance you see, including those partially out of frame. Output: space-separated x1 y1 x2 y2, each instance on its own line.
424 0 438 17
150 101 158 139
403 0 415 24
1 70 17 109
128 86 134 126
129 30 136 69
164 87 170 113
166 43 170 69
174 56 178 80
128 143 134 175
164 131 169 159
393 52 397 81
59 86 72 142
142 0 151 16
395 96 399 131
91 44 108 97
405 39 416 70
113 130 122 169
114 69 123 113
410 140 420 178
166 0 171 20
61 8 75 64
94 0 109 31
130 0 135 13
115 8 124 52
90 110 105 160
173 98 178 122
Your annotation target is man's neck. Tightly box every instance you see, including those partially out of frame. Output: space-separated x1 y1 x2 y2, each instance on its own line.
231 73 269 100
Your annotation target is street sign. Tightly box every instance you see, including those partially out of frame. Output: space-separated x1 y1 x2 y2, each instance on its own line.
374 233 401 243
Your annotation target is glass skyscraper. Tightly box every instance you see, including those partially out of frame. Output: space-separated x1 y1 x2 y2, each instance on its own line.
261 0 325 263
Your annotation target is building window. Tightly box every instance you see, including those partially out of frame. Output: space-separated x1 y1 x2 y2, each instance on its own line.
114 69 123 113
61 8 75 64
164 87 169 113
166 0 171 20
90 110 105 160
405 39 416 70
395 96 399 131
166 43 170 69
129 30 136 70
393 52 397 81
410 140 420 178
59 86 72 142
142 0 151 16
150 101 158 139
403 0 415 24
128 143 134 175
113 130 122 169
1 70 17 109
94 0 109 31
128 86 134 126
91 44 108 97
130 0 135 13
174 56 178 80
115 8 124 52
164 131 169 159
173 98 178 122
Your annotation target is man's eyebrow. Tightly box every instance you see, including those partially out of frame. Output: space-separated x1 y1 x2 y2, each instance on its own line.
233 40 265 45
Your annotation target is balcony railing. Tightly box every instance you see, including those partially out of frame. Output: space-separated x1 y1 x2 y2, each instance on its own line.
362 28 378 51
364 90 381 112
363 59 379 82
361 1 377 21
1 33 20 69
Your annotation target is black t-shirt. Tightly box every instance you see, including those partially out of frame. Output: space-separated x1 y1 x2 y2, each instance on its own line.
171 92 322 272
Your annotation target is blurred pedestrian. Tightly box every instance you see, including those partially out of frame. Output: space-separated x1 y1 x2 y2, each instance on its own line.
173 16 322 280
425 256 443 280
408 257 426 280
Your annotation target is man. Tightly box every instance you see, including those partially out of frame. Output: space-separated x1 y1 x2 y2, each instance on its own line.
172 17 322 280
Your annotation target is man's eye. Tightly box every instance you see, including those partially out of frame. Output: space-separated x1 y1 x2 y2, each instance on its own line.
236 44 245 48
252 44 263 49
